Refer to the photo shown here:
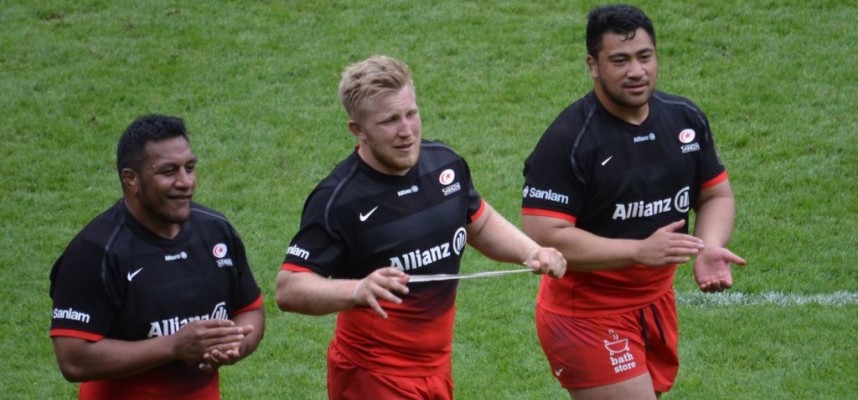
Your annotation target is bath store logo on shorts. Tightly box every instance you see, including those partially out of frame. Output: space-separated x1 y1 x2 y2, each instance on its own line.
604 329 637 374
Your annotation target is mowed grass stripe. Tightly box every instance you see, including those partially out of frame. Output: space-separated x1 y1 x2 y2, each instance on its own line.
678 291 858 307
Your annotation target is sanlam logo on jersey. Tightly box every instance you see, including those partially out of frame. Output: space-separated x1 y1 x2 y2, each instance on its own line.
147 301 229 338
287 245 310 260
523 186 570 205
53 307 91 324
389 227 467 271
612 186 691 221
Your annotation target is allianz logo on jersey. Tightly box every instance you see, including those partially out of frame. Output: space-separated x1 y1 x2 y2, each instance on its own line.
147 301 229 338
612 186 691 220
389 227 467 271
523 186 570 205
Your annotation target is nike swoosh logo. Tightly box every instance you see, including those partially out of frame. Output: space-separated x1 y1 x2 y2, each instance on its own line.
554 367 564 376
601 156 613 166
127 268 143 281
359 206 379 222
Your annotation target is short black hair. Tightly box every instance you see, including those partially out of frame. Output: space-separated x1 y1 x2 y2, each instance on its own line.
586 4 656 59
116 114 188 175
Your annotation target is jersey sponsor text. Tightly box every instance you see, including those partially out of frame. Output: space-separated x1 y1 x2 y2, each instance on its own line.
287 245 310 260
398 185 419 197
147 302 229 337
53 307 91 324
633 133 656 143
612 186 690 221
523 186 570 205
165 251 188 261
390 243 451 271
612 199 672 220
442 182 461 196
681 143 701 153
389 227 467 271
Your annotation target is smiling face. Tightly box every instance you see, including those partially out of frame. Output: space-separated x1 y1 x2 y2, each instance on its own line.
122 136 197 238
588 27 658 123
349 84 422 176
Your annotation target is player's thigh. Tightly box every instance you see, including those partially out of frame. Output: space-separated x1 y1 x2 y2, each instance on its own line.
568 372 657 400
536 306 649 389
327 344 452 400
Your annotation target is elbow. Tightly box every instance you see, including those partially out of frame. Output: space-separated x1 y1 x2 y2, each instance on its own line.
274 290 331 316
274 271 337 316
274 292 294 312
274 271 296 312
275 294 322 315
56 360 90 383
522 225 551 247
275 271 318 314
275 284 306 314
53 338 98 382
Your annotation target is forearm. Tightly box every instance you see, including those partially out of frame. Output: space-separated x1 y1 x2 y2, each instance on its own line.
275 270 358 315
53 336 176 382
522 215 639 271
232 307 264 360
467 205 540 264
694 197 735 246
694 182 736 247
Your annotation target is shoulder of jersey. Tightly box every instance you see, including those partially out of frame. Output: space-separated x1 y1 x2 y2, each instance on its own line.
190 203 229 223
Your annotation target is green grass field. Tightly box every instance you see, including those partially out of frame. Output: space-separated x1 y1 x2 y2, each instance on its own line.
1 1 856 398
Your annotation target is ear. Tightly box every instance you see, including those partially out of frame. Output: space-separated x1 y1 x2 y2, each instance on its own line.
586 55 599 80
347 120 365 141
120 168 139 195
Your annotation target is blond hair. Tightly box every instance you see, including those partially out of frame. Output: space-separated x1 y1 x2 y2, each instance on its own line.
338 55 414 122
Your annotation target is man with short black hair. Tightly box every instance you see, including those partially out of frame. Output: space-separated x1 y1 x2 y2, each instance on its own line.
50 114 264 400
522 5 745 399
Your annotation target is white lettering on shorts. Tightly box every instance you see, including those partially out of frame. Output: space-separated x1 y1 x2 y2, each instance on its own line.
604 330 637 374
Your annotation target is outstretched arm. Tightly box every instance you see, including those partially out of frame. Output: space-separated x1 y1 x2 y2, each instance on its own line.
522 216 705 272
692 180 746 292
275 268 410 319
466 202 566 278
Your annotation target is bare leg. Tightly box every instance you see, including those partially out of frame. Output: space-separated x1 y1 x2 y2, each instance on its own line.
568 373 657 400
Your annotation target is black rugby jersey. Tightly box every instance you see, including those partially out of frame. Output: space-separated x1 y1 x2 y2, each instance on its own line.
282 139 484 374
49 201 262 398
50 201 262 341
523 90 725 239
522 90 727 316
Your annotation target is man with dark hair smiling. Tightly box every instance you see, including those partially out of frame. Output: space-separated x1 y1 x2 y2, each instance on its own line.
50 114 264 400
522 5 745 399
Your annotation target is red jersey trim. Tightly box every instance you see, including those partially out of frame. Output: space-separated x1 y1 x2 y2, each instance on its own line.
702 171 728 189
521 207 577 224
469 199 486 223
281 262 314 273
233 294 264 315
50 328 103 342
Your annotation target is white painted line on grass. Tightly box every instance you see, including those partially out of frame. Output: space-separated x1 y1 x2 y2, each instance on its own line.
677 291 858 307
